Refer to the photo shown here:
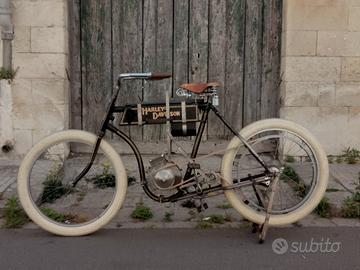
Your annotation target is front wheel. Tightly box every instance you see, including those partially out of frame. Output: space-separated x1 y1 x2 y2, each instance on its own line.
17 130 127 236
221 119 329 226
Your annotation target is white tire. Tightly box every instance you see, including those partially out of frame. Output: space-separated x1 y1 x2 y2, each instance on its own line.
221 119 329 226
17 130 127 236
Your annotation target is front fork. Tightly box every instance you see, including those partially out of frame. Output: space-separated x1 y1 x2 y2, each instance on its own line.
72 81 121 187
72 133 105 187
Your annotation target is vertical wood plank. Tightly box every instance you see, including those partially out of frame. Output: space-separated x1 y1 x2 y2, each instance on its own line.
189 0 209 141
68 0 82 130
112 0 143 140
173 0 189 95
207 0 226 139
224 0 246 136
189 0 209 83
81 0 112 133
243 0 264 126
261 0 282 119
143 0 173 141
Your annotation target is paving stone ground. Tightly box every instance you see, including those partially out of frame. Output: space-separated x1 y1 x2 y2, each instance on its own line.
0 156 359 229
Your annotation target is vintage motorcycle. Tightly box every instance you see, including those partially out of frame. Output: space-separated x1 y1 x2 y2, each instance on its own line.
17 73 329 241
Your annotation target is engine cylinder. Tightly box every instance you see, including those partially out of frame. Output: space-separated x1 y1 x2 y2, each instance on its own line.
149 156 182 190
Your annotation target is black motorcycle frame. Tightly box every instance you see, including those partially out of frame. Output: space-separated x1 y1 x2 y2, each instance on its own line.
72 73 274 203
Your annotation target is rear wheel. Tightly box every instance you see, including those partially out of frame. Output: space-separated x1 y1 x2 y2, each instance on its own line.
17 130 127 236
221 119 329 226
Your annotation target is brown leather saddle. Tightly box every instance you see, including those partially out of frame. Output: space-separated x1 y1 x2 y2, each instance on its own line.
180 82 220 94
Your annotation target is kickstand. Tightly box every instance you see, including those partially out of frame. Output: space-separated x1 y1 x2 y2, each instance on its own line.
258 175 279 244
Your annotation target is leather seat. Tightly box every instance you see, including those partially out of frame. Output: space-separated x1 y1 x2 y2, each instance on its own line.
180 82 220 94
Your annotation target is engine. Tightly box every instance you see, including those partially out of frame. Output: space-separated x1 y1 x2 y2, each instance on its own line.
147 155 182 192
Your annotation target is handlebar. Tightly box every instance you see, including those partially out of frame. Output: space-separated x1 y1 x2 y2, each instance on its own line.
118 72 172 81
148 72 172 80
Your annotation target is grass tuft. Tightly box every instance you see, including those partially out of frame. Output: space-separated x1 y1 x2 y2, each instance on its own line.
280 166 300 183
342 192 360 218
40 207 66 223
41 166 71 203
131 203 153 221
314 197 331 218
0 67 17 81
93 163 115 189
2 197 28 228
342 147 360 164
163 211 174 222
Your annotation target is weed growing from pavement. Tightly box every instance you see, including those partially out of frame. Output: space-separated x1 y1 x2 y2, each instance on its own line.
280 166 300 183
342 147 360 164
342 192 360 218
2 197 28 228
93 163 115 189
40 207 66 222
314 197 331 218
296 182 309 198
280 165 309 197
41 165 72 203
336 156 343 163
131 203 153 221
163 212 174 222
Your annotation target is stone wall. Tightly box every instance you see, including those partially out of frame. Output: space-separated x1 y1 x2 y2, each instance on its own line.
281 0 360 154
0 0 68 158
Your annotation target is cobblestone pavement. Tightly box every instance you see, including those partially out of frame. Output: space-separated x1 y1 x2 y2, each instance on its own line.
0 156 359 229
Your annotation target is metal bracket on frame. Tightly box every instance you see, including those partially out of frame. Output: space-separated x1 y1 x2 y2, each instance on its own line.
165 90 172 154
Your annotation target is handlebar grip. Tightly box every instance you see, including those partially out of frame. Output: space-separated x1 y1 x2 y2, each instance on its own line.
148 73 172 80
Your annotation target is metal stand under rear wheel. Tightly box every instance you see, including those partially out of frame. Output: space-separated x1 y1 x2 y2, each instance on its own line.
258 174 279 243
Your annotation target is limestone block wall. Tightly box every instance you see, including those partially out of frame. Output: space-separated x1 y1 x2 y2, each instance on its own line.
1 0 68 157
281 0 360 154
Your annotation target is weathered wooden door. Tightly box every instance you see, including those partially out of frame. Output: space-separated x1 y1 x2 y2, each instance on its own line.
69 0 282 141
